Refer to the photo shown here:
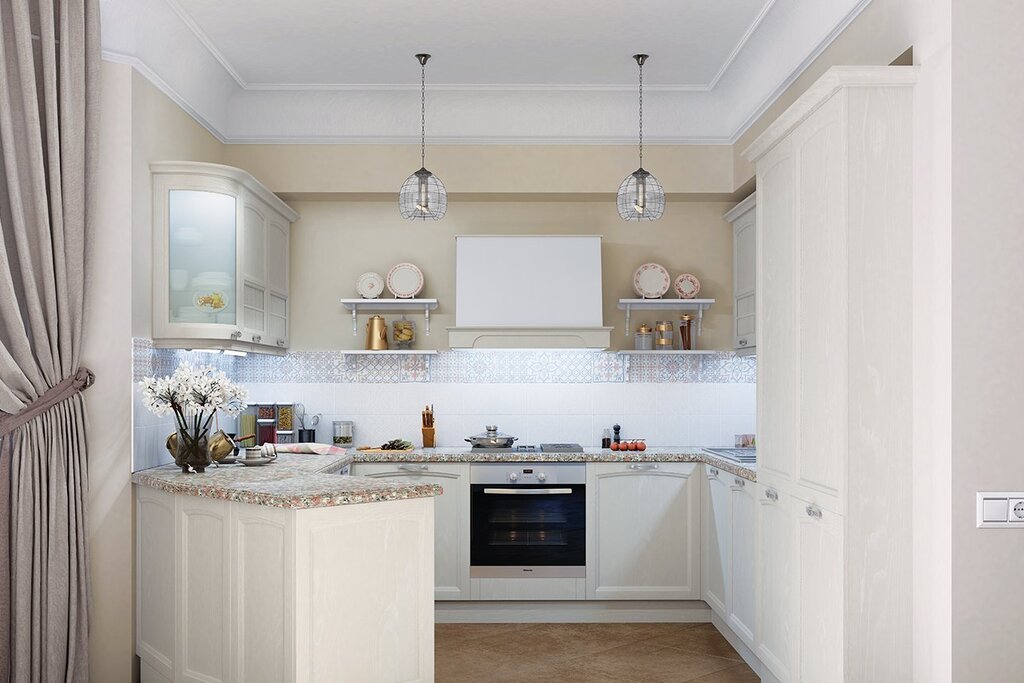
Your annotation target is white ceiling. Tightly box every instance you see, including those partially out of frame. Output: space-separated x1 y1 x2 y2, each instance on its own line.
169 0 771 89
99 0 874 144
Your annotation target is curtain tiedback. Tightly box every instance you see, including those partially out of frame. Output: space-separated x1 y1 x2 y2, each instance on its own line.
0 0 99 681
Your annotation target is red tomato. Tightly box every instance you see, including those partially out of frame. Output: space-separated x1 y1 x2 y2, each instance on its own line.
637 441 647 452
610 442 619 451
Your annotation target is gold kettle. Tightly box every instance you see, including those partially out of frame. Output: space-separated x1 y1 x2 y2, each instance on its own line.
366 315 389 350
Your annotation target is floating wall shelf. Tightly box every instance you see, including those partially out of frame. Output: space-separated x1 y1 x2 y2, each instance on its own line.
616 298 716 338
340 298 439 336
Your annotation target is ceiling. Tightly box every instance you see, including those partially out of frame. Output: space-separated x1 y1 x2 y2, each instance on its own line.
99 0 874 143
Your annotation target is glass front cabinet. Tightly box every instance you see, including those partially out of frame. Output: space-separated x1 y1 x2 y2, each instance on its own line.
151 161 298 355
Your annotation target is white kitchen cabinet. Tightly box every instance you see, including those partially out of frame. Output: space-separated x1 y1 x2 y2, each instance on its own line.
587 462 700 600
728 475 756 649
351 462 471 600
151 161 297 355
724 193 756 355
702 465 730 617
745 66 915 680
755 481 798 682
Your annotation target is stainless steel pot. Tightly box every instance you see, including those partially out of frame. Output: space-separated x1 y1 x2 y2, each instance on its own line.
465 425 518 448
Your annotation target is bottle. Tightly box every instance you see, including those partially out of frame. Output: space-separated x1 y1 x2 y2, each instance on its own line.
602 429 612 449
613 424 621 445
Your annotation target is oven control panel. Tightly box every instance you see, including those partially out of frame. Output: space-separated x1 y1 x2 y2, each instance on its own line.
470 462 586 485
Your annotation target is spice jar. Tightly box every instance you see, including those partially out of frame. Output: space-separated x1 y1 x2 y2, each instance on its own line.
602 429 612 449
678 314 694 351
634 323 654 351
655 320 674 350
333 420 354 446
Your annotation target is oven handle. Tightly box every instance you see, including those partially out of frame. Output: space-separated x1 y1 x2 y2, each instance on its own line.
482 488 574 495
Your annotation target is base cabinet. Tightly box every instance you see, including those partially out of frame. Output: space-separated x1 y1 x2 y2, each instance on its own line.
350 462 470 600
755 482 799 682
702 466 731 617
795 495 844 683
728 476 756 648
587 462 700 600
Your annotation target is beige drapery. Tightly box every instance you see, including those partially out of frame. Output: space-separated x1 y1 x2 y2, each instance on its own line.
0 0 99 680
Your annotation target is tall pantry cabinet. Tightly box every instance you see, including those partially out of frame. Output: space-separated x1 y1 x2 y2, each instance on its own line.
744 66 915 682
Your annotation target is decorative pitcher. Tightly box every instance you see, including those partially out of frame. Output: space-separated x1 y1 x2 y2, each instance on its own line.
366 315 389 350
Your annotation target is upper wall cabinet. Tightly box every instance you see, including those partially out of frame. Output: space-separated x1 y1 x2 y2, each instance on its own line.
151 161 298 355
724 193 756 356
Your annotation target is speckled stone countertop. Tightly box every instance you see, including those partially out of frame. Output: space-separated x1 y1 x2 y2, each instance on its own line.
351 447 757 482
131 452 443 509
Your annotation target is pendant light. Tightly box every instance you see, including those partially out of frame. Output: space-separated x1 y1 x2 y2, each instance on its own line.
400 54 447 220
617 54 664 221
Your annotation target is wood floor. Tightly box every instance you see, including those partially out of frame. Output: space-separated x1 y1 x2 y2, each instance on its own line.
435 622 759 682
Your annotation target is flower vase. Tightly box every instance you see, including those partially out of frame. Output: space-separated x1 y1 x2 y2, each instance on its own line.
175 430 211 473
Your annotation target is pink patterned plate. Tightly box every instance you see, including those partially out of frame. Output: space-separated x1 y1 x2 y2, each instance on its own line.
386 262 424 299
674 273 701 299
633 263 670 299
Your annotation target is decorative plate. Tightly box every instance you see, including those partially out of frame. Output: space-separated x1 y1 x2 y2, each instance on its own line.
633 263 671 299
386 262 424 299
193 290 228 312
356 272 385 299
674 273 701 299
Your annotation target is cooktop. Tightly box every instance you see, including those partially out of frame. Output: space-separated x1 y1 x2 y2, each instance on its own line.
469 443 585 454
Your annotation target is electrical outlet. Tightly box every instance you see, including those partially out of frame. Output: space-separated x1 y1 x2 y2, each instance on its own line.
977 493 1024 527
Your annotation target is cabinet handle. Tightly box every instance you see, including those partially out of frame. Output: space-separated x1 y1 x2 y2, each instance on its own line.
805 504 823 519
276 339 286 347
230 330 242 340
628 463 659 471
738 339 748 346
397 464 428 472
708 467 719 477
765 488 778 502
252 335 262 343
733 477 746 488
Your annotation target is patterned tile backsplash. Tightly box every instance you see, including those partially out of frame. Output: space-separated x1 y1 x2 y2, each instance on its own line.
132 339 755 384
132 339 755 471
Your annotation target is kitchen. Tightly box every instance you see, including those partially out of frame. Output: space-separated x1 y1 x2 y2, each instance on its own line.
2 0 1016 682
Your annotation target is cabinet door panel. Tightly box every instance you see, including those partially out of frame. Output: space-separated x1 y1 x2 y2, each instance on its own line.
797 497 844 683
728 479 756 648
757 139 798 484
796 95 848 510
702 466 730 617
756 483 798 682
350 463 470 600
588 462 699 600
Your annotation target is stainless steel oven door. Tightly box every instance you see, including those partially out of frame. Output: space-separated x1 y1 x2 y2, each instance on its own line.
470 481 586 578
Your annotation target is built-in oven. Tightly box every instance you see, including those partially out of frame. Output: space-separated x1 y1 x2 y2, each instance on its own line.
470 462 586 578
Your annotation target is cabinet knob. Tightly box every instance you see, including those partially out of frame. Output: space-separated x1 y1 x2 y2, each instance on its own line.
765 488 778 502
252 335 262 343
230 330 242 340
734 477 745 487
805 504 823 519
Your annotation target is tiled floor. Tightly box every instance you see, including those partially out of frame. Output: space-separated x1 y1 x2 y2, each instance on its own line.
435 622 759 682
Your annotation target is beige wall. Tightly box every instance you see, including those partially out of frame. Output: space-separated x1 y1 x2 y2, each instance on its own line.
86 60 135 683
223 144 735 196
131 70 223 337
951 1 1024 679
288 198 734 352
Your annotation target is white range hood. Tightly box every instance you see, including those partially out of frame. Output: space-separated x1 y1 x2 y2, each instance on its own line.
447 235 612 350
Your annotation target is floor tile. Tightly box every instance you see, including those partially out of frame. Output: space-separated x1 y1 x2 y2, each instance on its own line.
642 623 744 661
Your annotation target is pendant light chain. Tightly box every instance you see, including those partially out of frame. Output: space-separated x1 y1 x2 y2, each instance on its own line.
638 57 643 168
420 60 426 169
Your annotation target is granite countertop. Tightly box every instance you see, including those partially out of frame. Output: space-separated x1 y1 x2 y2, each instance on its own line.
131 452 443 509
351 447 757 482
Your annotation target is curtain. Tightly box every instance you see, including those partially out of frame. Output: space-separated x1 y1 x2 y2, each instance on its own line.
0 0 99 680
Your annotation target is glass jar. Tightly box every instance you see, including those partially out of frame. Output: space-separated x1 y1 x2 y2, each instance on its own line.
601 429 612 449
333 420 354 446
654 320 674 350
678 314 694 351
393 318 416 349
634 323 653 351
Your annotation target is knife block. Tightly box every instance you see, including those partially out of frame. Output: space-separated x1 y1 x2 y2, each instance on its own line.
421 427 435 448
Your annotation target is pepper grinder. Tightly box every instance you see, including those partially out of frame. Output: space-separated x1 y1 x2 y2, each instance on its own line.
613 424 621 445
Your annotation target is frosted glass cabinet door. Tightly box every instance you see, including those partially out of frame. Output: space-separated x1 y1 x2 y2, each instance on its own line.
167 189 237 327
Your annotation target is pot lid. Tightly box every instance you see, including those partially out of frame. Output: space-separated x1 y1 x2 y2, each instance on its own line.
470 425 516 439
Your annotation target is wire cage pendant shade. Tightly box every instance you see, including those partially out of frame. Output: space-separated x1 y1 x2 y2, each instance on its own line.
617 54 665 221
400 53 447 220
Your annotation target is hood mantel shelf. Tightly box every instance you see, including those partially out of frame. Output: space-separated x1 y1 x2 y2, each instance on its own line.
446 326 613 351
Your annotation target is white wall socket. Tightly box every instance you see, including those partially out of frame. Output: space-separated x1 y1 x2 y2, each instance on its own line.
977 492 1024 527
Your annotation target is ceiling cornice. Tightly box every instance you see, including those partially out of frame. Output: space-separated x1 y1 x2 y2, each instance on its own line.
99 0 874 145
